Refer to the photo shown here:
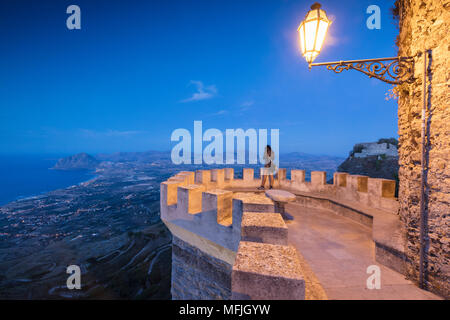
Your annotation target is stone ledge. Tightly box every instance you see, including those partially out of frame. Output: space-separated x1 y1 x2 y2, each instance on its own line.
375 241 407 275
164 221 237 266
232 241 305 300
232 192 274 213
241 212 288 245
287 191 407 276
265 189 296 203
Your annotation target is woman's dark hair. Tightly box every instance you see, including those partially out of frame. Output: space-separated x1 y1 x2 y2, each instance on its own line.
266 145 272 156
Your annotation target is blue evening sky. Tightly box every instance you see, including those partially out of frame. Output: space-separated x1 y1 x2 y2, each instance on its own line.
0 0 399 157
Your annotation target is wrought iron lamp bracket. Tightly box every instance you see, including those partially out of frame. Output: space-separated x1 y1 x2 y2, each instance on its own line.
309 56 416 85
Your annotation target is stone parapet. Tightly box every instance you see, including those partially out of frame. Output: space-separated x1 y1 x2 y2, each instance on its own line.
211 169 225 187
160 167 400 300
171 236 232 300
203 189 233 226
333 172 348 187
232 241 305 300
368 178 396 198
241 212 288 245
291 169 306 183
347 174 368 193
311 171 327 186
177 184 206 214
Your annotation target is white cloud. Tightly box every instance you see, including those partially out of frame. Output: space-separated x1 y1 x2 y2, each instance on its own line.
204 109 228 117
213 109 227 116
181 80 217 102
240 100 254 111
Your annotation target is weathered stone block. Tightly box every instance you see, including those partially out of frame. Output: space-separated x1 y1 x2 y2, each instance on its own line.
172 236 232 300
232 241 305 300
348 175 368 193
333 172 348 187
161 180 185 206
202 189 233 226
232 192 274 213
241 212 288 245
211 169 225 186
178 184 206 214
168 175 189 185
243 168 254 181
381 180 396 198
178 171 195 185
277 168 286 181
225 168 234 180
196 170 211 184
291 170 306 183
311 171 326 186
368 178 396 198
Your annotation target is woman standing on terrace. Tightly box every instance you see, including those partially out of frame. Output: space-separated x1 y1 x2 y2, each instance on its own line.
258 145 276 190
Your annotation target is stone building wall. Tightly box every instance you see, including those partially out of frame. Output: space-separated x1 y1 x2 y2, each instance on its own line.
354 142 398 158
395 0 449 298
171 236 231 300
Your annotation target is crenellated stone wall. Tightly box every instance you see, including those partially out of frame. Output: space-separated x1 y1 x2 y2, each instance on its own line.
395 0 449 298
160 168 403 299
171 236 232 299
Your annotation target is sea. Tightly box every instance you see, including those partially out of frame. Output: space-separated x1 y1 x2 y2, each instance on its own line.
0 154 95 206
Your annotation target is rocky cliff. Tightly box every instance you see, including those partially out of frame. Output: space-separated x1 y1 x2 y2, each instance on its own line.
53 153 100 171
337 140 399 195
338 156 399 181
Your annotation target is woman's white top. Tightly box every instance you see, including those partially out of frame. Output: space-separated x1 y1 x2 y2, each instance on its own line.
261 150 277 175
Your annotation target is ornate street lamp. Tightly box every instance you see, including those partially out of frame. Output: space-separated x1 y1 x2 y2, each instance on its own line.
298 3 430 289
297 3 332 65
298 3 417 85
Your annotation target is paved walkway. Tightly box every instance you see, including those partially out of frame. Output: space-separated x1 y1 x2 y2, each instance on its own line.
285 202 441 300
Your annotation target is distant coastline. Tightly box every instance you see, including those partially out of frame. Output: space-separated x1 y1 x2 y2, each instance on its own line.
13 172 98 204
0 155 97 206
0 150 346 206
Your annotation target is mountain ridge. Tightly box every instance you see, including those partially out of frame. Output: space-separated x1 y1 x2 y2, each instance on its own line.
53 153 100 171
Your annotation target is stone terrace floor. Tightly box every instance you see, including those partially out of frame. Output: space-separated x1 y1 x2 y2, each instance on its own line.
284 202 441 300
